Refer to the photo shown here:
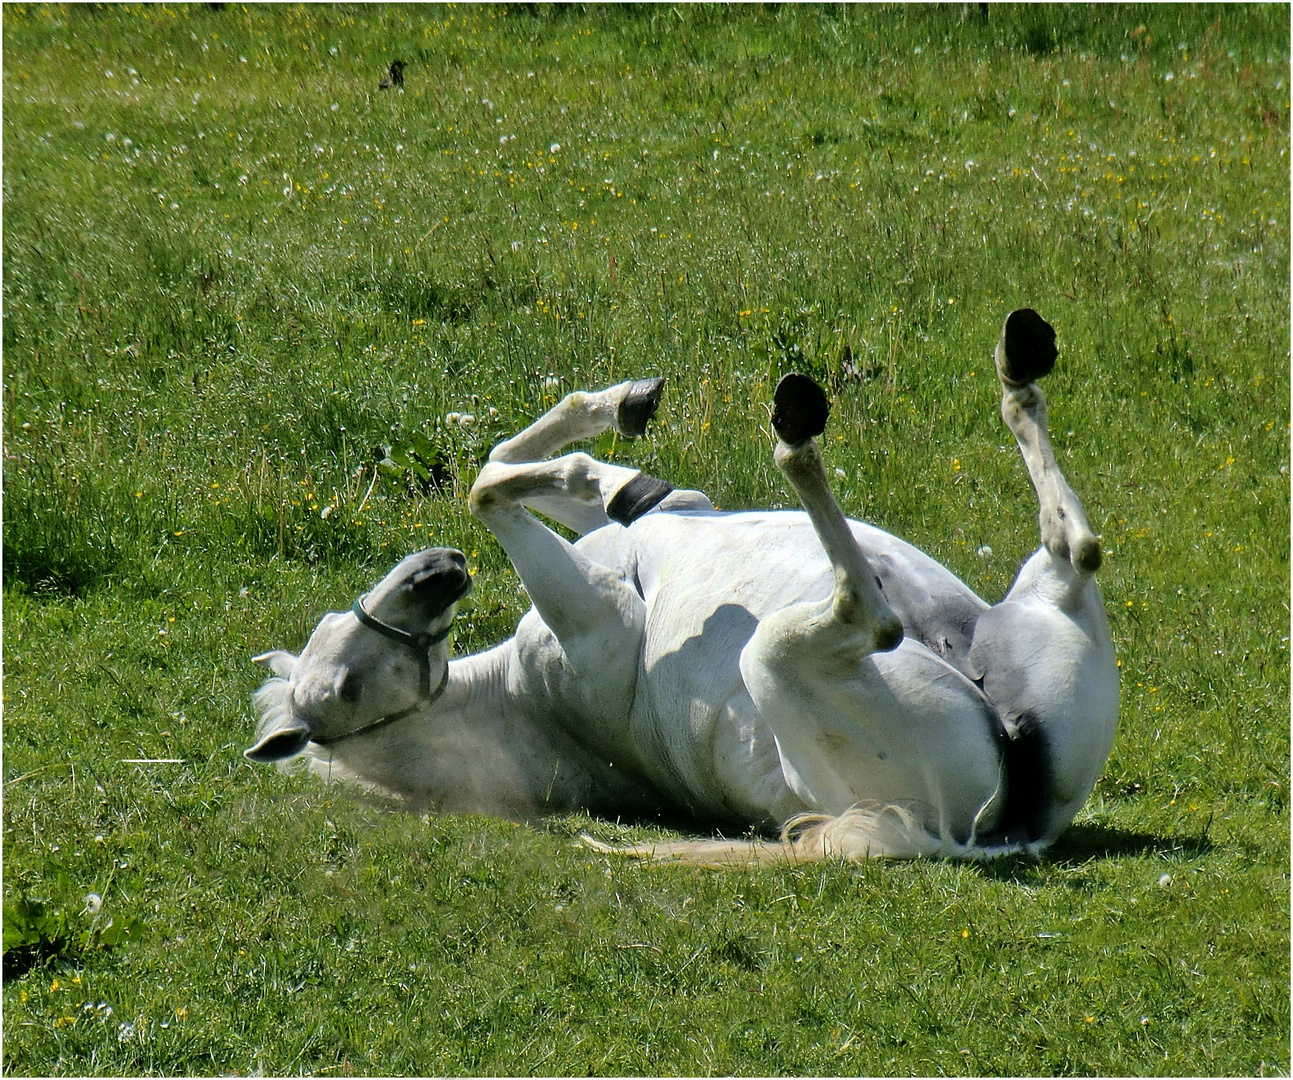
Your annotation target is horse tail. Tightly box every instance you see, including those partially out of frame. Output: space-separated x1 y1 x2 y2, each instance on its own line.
581 805 1041 868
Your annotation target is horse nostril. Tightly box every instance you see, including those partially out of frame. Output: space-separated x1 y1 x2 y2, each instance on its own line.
339 671 362 704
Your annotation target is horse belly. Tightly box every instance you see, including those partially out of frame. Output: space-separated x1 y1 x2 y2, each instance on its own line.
624 514 835 820
566 512 1002 829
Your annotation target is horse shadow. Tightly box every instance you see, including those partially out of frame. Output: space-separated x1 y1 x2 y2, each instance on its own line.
968 822 1215 883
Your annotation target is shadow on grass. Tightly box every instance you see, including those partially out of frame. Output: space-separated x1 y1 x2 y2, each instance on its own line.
1049 822 1215 862
969 822 1215 884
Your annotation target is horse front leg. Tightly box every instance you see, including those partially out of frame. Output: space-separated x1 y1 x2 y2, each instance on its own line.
967 309 1119 844
468 454 658 765
488 379 666 465
484 378 712 534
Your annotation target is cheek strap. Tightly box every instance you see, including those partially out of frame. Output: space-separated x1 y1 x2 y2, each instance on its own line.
351 593 452 701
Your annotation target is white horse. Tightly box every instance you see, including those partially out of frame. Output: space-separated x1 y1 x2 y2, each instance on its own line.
247 309 1118 864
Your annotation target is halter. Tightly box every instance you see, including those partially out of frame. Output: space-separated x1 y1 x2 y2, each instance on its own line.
308 593 452 747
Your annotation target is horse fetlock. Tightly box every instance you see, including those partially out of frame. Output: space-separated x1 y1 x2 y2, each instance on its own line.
773 435 822 477
1000 383 1045 434
555 453 599 500
560 389 593 415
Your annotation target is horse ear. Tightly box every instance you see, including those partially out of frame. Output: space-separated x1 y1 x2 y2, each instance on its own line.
253 650 298 678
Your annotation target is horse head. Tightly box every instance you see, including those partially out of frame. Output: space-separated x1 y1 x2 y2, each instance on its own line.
245 547 471 763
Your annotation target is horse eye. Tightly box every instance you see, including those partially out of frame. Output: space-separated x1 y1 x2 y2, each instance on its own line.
339 671 362 704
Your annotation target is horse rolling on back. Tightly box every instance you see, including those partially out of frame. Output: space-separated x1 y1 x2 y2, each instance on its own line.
247 309 1118 865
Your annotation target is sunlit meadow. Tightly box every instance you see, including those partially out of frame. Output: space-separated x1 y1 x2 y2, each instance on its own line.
3 4 1288 1075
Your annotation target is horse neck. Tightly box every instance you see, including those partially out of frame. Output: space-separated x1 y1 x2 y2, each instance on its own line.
327 639 575 814
440 641 516 718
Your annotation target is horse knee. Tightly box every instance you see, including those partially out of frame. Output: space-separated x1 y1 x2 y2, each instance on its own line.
468 462 509 518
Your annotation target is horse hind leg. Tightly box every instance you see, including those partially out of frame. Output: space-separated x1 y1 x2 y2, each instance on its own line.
737 375 914 815
995 309 1101 582
967 309 1119 845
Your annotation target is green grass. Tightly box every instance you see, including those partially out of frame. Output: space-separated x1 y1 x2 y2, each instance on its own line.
3 3 1288 1074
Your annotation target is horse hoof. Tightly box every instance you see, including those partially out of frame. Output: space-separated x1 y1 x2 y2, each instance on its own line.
772 373 830 445
616 378 665 438
607 473 674 525
996 309 1058 387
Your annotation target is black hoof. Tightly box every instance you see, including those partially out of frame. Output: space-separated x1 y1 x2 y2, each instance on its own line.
771 373 830 445
997 309 1058 386
607 473 673 525
616 378 665 438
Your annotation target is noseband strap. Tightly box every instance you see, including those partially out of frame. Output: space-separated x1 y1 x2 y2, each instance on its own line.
351 592 453 700
306 595 452 748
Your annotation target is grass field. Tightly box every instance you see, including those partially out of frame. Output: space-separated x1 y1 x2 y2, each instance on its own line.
3 3 1289 1075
